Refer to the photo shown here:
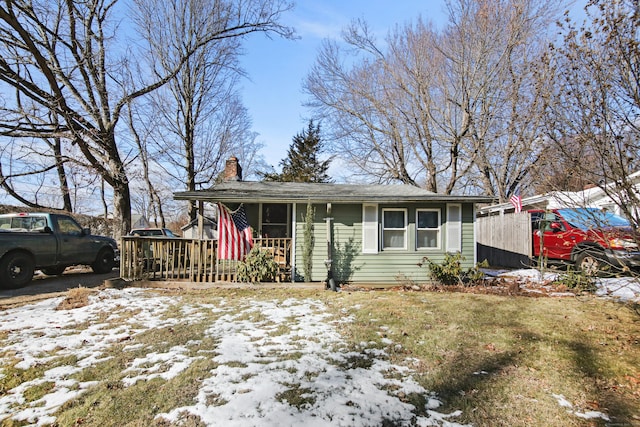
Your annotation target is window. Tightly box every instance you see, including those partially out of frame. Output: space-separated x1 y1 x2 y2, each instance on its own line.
532 211 566 231
55 216 83 236
261 203 289 238
0 216 46 231
362 204 378 253
416 209 440 249
382 209 407 250
446 204 462 252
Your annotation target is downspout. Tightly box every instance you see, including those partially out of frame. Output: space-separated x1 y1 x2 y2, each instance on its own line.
325 202 337 291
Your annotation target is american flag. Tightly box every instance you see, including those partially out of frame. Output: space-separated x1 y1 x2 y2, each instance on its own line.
510 194 523 213
217 203 253 260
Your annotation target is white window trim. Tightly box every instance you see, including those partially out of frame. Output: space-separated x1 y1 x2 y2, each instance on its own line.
416 208 441 250
362 204 379 254
382 208 407 250
446 203 462 253
362 203 380 254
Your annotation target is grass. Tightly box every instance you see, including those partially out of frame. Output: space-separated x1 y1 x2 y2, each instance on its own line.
0 287 638 426
326 290 640 426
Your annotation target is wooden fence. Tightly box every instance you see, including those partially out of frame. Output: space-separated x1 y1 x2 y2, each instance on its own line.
120 237 292 283
476 212 533 268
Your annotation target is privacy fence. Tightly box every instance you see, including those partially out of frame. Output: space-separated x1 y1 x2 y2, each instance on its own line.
476 212 533 268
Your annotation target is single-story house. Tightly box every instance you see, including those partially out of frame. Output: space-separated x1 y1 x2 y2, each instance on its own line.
131 214 150 230
172 157 494 283
181 216 217 239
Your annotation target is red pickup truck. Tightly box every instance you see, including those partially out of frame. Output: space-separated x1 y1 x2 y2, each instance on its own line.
531 208 640 274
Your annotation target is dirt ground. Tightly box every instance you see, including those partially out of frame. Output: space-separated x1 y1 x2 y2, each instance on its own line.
0 267 121 307
0 268 609 310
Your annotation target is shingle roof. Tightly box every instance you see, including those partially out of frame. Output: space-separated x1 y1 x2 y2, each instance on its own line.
174 181 494 204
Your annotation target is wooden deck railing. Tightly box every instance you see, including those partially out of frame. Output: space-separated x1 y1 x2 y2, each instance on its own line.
120 237 292 283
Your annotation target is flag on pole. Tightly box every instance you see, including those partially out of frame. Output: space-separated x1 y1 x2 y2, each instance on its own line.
217 203 253 260
510 194 523 213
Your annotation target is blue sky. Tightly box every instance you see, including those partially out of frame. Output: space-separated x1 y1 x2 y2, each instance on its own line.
239 1 449 168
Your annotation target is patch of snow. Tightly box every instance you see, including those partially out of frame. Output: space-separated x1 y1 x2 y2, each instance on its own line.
156 298 470 426
499 269 640 301
2 278 634 426
0 288 179 424
0 290 470 426
552 394 610 422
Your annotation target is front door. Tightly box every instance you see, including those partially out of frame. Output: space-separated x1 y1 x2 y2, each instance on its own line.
260 203 290 238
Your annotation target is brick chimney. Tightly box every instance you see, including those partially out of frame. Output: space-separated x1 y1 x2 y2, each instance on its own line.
223 156 242 181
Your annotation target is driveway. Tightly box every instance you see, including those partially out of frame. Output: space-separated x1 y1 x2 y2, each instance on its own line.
0 267 121 307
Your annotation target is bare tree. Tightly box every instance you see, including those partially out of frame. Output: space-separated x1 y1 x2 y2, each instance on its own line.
125 103 167 227
440 0 560 200
305 0 562 197
0 110 74 211
541 0 640 225
135 0 265 222
306 20 440 189
0 0 293 236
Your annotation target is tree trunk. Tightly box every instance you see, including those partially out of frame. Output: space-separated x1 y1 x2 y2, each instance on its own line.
52 138 73 212
112 179 132 239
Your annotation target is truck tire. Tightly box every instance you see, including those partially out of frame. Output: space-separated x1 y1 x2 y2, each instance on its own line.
575 251 604 276
0 251 35 288
41 266 67 276
91 247 115 274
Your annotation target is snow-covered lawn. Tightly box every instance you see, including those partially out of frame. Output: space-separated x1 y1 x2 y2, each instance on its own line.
0 270 636 426
0 288 468 426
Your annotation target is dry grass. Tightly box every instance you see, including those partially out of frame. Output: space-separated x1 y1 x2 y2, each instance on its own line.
321 290 640 426
1 287 638 426
56 286 94 310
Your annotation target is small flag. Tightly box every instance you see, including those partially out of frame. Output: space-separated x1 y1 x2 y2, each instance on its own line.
510 194 523 213
217 203 253 260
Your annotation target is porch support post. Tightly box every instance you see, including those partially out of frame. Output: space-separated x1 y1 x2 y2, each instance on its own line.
198 200 204 240
325 202 336 291
291 202 296 283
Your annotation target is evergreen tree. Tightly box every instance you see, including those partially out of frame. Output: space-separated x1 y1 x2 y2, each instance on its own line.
262 120 332 182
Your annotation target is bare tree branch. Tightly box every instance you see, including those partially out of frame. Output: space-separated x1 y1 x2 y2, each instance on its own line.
0 0 293 236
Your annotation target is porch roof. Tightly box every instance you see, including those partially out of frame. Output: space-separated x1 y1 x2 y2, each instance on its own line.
174 181 495 204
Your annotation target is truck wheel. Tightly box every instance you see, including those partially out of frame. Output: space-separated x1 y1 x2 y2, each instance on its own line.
575 251 603 276
41 266 67 276
0 252 35 288
91 248 115 274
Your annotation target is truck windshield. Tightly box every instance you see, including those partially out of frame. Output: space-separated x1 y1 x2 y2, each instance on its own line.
558 208 630 231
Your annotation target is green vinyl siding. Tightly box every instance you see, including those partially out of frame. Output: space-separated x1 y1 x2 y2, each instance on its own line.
294 202 477 283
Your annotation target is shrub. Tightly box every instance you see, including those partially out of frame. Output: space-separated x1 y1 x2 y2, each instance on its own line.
418 252 488 286
236 247 279 283
554 267 597 293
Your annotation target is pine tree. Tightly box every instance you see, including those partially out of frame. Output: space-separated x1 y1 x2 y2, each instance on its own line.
263 120 332 182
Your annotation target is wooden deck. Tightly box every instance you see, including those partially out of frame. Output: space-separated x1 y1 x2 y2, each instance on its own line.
120 237 292 282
